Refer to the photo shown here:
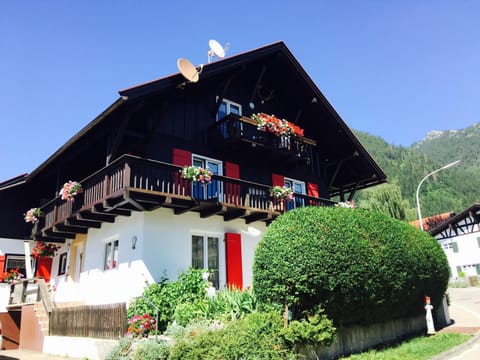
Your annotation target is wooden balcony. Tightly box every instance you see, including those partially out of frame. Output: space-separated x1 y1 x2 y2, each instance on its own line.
208 114 316 166
31 155 334 243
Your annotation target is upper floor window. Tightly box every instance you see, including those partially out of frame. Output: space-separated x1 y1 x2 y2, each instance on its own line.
216 98 242 121
284 177 306 195
192 154 222 200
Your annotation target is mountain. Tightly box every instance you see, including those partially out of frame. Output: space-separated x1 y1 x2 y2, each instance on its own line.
354 126 480 221
413 123 480 173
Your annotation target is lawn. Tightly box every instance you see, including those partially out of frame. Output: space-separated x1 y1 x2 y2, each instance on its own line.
339 333 471 360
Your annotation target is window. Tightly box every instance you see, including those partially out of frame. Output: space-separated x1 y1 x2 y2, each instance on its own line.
192 234 220 289
284 177 306 209
192 155 222 200
452 242 459 253
216 98 242 121
58 252 67 275
4 254 30 278
104 240 119 270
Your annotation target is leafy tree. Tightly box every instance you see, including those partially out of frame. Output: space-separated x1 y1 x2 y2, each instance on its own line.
357 183 407 220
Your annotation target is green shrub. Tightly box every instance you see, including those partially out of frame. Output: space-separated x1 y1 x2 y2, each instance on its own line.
169 311 297 360
131 339 170 360
253 206 450 326
105 337 133 360
127 268 207 332
173 287 258 326
281 308 336 348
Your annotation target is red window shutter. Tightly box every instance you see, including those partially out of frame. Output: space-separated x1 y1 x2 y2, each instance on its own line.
307 182 319 197
172 148 192 166
272 174 284 186
225 162 240 205
225 233 243 289
0 255 5 282
172 148 192 195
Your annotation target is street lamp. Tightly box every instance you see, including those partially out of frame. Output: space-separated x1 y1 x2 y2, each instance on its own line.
416 160 460 231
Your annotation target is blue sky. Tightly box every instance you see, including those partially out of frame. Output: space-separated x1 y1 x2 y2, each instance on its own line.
1 1 479 181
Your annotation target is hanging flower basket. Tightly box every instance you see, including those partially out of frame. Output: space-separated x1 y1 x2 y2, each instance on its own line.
181 166 213 185
270 186 294 201
251 113 304 138
24 207 42 224
31 241 60 259
59 180 83 201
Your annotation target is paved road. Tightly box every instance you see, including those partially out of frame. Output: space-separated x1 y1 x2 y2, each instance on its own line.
434 287 480 360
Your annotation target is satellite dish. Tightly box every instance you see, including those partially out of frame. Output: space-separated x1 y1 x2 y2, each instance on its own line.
177 58 203 83
208 39 230 63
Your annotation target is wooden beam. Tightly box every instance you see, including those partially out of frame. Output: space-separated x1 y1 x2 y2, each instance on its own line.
54 224 88 234
78 211 116 223
42 229 76 239
200 204 223 218
94 204 131 217
224 208 247 221
66 218 102 229
245 212 272 224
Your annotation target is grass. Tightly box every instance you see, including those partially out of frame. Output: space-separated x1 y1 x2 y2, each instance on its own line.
339 333 471 360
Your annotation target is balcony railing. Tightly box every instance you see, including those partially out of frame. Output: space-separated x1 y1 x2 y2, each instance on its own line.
32 155 334 242
208 114 316 165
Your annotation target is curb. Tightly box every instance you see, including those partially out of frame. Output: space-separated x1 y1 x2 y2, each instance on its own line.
430 330 480 360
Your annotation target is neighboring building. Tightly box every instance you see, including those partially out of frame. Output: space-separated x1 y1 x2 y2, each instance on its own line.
0 41 386 307
430 204 480 278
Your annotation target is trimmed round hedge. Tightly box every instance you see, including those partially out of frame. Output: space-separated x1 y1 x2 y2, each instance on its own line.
253 206 449 326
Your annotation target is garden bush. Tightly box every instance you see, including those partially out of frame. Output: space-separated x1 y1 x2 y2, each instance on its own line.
127 268 207 332
253 206 449 326
173 286 258 326
105 338 169 360
169 311 297 360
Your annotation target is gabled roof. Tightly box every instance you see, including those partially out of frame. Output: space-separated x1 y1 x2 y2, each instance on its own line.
13 41 386 194
0 173 28 190
410 212 454 232
429 204 479 239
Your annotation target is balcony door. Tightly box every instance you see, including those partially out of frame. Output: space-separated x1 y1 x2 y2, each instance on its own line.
284 177 306 210
192 155 222 200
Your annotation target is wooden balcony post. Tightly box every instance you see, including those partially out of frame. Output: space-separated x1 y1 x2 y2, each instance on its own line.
124 161 131 188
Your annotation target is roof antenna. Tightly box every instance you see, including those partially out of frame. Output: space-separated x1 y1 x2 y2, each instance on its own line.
208 39 230 63
177 58 204 88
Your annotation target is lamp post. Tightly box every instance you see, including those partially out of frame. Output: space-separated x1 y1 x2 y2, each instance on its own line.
416 160 460 231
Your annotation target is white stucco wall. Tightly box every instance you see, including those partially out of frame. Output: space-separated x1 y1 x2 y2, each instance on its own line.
439 228 480 278
53 208 266 306
0 237 26 255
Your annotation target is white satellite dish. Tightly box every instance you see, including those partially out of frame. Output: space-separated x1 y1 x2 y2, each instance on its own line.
208 39 230 63
177 58 203 83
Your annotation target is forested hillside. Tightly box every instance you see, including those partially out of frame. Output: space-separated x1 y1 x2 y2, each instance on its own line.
353 128 480 221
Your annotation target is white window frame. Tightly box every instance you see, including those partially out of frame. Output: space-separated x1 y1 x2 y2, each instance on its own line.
284 177 306 194
104 239 119 271
192 154 223 176
216 97 242 121
190 232 225 289
192 154 223 199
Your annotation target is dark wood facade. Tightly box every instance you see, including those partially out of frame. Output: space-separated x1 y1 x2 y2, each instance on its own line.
0 42 387 242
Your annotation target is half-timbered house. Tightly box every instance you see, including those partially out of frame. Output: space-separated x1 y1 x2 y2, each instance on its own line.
430 204 480 279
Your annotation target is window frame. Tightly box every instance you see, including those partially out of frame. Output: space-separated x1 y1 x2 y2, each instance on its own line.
191 232 224 289
58 252 68 275
104 239 119 271
216 97 242 121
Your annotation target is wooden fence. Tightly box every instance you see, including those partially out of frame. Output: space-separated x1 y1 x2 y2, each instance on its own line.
49 303 127 339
